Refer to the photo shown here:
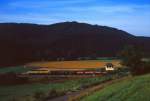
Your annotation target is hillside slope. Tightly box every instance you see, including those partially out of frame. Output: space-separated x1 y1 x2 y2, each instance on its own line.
0 22 150 67
81 74 150 101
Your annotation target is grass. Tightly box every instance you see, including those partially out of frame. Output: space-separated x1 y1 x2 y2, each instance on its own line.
0 76 111 101
80 74 150 101
0 66 31 74
26 60 121 69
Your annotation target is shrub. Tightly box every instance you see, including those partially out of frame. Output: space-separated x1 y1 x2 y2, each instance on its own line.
33 91 46 101
119 45 144 75
9 96 36 101
46 89 65 99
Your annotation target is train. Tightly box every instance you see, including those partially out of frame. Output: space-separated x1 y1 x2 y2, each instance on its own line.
24 68 107 75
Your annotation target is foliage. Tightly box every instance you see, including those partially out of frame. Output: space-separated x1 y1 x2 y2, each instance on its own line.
119 45 143 75
46 89 65 99
9 95 36 101
33 91 46 101
141 61 150 74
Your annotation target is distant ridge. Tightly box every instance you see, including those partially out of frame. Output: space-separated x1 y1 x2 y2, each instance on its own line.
0 21 150 67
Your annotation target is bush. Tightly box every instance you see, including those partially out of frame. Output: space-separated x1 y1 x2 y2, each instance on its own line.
9 96 36 101
33 91 46 101
119 45 144 75
0 72 28 85
138 62 150 75
48 89 57 98
46 89 65 99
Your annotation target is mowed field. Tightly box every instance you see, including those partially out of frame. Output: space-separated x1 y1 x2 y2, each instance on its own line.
26 60 121 69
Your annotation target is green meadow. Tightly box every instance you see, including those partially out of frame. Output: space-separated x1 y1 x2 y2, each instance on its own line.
80 74 150 101
0 66 31 74
0 75 111 101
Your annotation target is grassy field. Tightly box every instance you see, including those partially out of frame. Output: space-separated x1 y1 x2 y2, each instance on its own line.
0 66 31 74
0 76 112 101
80 74 150 101
26 60 121 69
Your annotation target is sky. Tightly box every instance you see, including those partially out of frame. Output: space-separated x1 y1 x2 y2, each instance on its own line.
0 0 150 36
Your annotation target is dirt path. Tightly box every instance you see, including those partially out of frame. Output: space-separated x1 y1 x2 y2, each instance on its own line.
47 76 130 101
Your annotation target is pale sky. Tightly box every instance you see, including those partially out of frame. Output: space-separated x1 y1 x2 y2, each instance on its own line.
0 0 150 36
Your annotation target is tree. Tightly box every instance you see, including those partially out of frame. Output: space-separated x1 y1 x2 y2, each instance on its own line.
119 45 143 75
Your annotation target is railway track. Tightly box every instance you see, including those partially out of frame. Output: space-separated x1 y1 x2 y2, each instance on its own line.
19 74 105 78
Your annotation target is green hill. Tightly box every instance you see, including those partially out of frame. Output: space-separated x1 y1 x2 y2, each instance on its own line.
1 22 150 67
81 74 150 101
